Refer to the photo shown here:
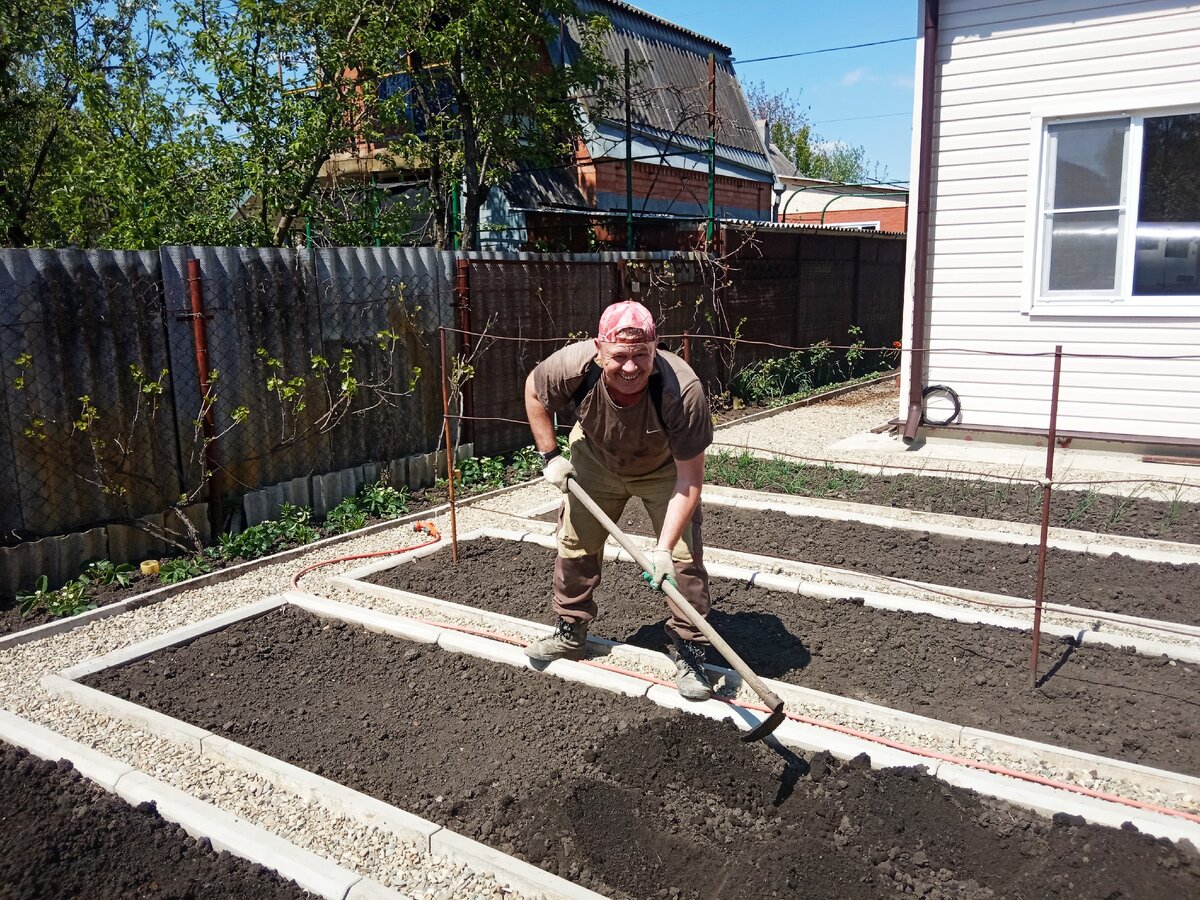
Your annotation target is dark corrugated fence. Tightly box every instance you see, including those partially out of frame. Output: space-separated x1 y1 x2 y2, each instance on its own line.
1 231 903 591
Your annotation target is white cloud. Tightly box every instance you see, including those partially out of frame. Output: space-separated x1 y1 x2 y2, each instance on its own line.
837 68 913 90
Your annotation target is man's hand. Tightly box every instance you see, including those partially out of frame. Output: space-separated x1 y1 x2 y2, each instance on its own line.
646 547 675 590
542 454 575 492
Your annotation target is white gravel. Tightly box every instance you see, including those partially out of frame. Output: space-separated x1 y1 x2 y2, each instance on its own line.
4 381 1199 892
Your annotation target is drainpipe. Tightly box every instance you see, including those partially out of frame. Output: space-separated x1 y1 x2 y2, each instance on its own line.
902 0 939 444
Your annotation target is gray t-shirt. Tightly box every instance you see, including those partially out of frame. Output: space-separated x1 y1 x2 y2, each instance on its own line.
533 341 713 476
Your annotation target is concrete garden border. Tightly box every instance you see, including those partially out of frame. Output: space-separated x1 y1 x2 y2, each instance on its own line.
0 707 400 900
47 583 1200 849
0 475 541 653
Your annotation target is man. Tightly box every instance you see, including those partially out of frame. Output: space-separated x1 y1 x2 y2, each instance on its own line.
522 300 715 701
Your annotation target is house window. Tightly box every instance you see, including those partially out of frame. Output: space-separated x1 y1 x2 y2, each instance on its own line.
1034 109 1200 311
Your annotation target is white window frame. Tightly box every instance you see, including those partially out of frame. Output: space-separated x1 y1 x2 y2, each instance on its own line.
1024 95 1200 318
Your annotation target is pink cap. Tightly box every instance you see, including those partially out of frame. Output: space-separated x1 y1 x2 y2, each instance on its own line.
597 301 656 344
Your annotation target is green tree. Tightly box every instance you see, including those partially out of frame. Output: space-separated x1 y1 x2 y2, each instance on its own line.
373 0 617 250
0 0 195 247
1 0 617 249
744 79 884 184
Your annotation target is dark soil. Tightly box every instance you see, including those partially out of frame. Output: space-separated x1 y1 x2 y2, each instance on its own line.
0 742 310 899
538 501 1200 627
365 538 1200 778
708 456 1200 546
84 607 1200 900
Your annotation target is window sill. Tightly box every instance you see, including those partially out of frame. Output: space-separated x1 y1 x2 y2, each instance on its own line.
1025 300 1200 319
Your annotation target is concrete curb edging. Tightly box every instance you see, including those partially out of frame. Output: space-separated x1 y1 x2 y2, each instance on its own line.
50 587 1200 853
702 484 1200 566
59 596 287 681
332 533 1200 822
48 594 606 900
463 527 1200 661
0 709 398 900
0 502 462 654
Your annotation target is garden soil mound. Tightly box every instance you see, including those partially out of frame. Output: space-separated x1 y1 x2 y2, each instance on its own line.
84 607 1199 900
365 538 1200 777
707 462 1200 545
536 500 1200 626
0 742 310 899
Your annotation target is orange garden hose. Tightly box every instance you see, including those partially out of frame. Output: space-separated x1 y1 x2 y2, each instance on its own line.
289 522 441 591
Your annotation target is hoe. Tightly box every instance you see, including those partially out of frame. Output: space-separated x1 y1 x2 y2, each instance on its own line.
566 477 787 743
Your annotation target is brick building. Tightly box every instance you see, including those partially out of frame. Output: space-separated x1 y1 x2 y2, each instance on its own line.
480 0 776 250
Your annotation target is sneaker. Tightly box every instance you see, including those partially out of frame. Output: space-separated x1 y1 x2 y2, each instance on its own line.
524 618 589 661
672 640 714 701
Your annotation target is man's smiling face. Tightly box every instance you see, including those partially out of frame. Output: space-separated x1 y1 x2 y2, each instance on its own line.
595 339 655 395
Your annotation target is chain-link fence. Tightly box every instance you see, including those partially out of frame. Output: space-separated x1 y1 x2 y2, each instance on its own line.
1 250 179 543
1 231 904 594
2 246 456 551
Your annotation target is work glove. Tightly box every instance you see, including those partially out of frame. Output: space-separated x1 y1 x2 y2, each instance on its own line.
644 547 676 591
542 454 575 492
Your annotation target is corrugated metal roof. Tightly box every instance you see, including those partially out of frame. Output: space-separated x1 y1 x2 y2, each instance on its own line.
557 0 770 173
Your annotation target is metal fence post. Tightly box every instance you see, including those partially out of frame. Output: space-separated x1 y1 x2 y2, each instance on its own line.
453 258 474 445
1030 344 1064 687
183 258 222 541
439 326 459 563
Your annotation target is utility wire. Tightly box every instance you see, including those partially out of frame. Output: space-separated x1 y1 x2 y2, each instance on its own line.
812 111 912 125
735 35 916 65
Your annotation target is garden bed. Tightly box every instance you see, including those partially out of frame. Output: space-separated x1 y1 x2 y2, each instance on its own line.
0 742 310 899
707 453 1200 545
539 501 1200 626
0 482 437 638
363 538 1200 777
82 606 1199 900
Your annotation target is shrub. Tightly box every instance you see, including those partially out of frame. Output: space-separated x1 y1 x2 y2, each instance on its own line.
358 481 409 518
325 497 368 534
218 503 319 560
159 556 212 585
18 575 96 618
82 559 136 589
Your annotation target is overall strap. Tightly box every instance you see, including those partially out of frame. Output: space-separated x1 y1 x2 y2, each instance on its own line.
571 360 665 426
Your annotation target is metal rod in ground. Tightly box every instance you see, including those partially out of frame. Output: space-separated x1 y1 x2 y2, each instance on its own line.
1030 344 1064 687
682 330 690 365
564 477 785 742
185 258 221 542
439 327 459 563
624 47 634 252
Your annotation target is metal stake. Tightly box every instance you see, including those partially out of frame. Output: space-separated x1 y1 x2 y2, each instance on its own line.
1030 344 1063 687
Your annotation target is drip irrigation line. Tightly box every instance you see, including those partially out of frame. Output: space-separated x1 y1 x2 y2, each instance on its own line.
440 326 1200 362
300 590 1200 827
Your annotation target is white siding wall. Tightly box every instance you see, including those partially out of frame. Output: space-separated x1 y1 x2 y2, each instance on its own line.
912 0 1200 441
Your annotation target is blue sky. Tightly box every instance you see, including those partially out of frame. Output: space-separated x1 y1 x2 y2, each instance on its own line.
631 0 919 184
